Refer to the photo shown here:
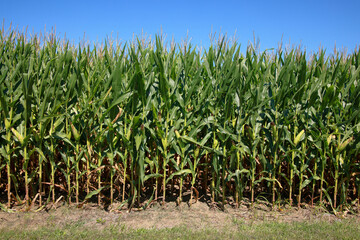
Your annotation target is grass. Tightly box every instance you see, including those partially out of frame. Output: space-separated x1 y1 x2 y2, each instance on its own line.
1 220 360 240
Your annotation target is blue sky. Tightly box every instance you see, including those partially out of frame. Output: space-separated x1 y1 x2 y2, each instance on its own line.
1 0 359 54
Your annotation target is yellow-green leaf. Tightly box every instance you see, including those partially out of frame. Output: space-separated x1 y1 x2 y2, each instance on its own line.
11 128 24 145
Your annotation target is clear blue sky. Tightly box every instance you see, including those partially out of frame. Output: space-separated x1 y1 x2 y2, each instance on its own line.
1 0 359 54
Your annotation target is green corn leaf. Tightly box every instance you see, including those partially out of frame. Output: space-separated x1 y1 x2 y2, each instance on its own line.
166 169 192 184
84 186 108 200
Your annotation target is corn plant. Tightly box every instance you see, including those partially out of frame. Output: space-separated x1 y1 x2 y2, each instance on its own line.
0 28 359 213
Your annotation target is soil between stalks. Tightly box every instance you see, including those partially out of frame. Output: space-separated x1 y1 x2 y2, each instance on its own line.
0 201 359 232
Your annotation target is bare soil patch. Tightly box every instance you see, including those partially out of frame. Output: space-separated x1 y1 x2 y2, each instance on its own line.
0 200 359 232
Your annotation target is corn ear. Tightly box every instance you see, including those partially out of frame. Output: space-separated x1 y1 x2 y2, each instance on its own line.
294 129 305 146
11 127 24 145
70 123 81 142
338 137 353 152
175 130 181 139
5 118 10 130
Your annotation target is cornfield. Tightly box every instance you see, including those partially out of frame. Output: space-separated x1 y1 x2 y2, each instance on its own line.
0 28 359 213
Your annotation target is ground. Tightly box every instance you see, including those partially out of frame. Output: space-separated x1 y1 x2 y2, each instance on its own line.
1 200 360 239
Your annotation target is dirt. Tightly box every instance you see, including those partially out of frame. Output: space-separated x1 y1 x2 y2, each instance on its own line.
0 199 359 231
